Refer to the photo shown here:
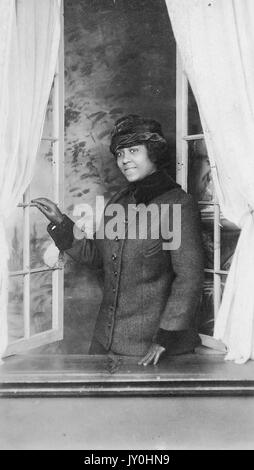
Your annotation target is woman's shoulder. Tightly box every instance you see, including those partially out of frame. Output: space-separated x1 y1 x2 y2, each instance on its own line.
104 184 196 207
159 186 195 205
104 185 131 206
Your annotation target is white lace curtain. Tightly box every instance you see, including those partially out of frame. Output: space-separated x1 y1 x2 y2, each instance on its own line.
0 0 61 360
165 0 254 363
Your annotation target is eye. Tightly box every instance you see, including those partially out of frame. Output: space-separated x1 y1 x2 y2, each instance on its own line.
129 147 138 153
116 150 123 159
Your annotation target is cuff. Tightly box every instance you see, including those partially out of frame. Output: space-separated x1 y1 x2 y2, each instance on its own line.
47 214 74 251
155 328 201 355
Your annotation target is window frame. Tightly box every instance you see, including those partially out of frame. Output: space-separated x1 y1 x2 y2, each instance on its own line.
176 48 229 351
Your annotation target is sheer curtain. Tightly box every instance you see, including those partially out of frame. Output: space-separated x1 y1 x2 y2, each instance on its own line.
0 0 61 360
165 0 254 363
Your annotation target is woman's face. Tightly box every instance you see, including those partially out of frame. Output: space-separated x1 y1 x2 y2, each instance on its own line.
116 144 156 182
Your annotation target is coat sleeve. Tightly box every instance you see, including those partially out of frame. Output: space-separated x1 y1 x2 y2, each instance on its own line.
47 214 103 269
158 193 204 332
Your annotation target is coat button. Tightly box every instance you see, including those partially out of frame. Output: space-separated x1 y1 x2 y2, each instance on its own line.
113 288 116 293
115 236 119 241
114 271 118 276
112 253 117 260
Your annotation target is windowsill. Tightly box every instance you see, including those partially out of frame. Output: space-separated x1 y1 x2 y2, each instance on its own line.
1 348 254 397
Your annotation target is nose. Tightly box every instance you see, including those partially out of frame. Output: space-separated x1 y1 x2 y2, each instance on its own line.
122 149 131 164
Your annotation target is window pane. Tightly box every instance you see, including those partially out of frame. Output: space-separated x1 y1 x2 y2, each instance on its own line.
8 276 24 342
41 84 53 139
220 274 227 302
29 137 55 270
198 272 214 336
30 206 55 269
188 84 203 135
221 224 240 271
7 207 23 272
30 271 53 334
188 139 215 269
188 139 214 202
201 219 214 270
30 139 54 201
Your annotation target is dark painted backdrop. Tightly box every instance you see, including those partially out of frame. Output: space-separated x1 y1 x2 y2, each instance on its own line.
50 0 176 353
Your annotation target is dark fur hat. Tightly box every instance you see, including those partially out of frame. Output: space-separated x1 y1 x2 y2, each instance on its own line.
110 114 167 155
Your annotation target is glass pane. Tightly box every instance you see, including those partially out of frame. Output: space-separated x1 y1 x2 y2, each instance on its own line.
188 84 203 135
8 276 24 342
7 207 23 271
30 206 55 269
198 273 214 336
30 271 53 334
188 139 214 202
30 139 54 201
220 274 228 302
201 220 214 270
41 84 53 139
221 225 240 271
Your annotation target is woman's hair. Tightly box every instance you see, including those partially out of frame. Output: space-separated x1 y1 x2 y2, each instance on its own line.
145 139 170 170
110 114 171 170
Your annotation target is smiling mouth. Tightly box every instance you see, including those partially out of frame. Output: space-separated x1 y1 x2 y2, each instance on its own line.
124 167 136 172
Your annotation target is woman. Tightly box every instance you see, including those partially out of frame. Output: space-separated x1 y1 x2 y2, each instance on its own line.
32 115 204 365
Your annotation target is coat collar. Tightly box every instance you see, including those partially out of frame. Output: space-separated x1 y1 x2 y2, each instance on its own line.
130 169 180 205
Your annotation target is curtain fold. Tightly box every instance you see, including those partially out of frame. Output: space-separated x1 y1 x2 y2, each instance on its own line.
0 0 61 360
165 0 254 363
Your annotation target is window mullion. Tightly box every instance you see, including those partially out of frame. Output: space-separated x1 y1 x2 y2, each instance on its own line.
52 0 64 332
41 137 59 142
183 133 204 141
176 48 188 191
23 189 30 339
9 267 60 277
205 268 228 275
213 194 221 318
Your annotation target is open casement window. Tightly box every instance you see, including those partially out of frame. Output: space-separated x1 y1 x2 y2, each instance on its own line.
4 8 65 358
176 49 239 350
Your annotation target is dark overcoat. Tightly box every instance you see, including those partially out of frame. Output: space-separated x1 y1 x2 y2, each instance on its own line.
52 183 204 356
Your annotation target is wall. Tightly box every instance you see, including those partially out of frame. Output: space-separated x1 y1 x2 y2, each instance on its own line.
2 396 254 449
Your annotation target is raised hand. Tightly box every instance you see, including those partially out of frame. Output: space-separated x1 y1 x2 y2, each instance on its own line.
30 198 64 225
